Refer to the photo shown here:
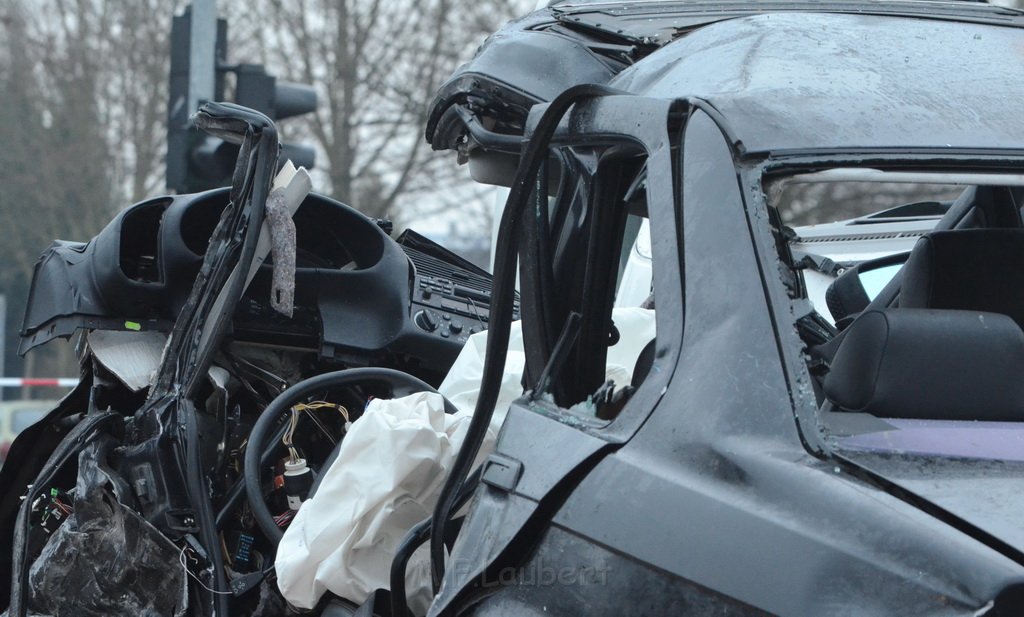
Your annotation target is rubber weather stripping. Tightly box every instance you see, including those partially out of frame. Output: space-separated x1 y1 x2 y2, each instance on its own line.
390 467 483 617
428 83 623 593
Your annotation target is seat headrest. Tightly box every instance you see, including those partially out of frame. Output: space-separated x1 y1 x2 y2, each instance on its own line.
824 309 1024 421
826 252 907 327
900 229 1024 328
826 266 871 326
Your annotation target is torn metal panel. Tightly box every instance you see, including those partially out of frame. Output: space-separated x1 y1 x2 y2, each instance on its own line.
425 7 621 176
87 330 167 392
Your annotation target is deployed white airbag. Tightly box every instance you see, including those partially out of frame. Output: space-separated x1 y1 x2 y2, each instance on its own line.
275 392 493 614
276 308 655 613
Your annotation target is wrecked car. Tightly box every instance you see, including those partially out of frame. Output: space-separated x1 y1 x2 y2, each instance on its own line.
1 102 514 617
5 0 1024 616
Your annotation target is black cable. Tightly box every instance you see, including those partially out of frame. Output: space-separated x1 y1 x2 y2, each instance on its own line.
428 83 622 592
181 399 230 616
215 421 289 529
391 468 482 617
532 312 582 398
454 106 522 153
244 368 455 544
390 519 431 617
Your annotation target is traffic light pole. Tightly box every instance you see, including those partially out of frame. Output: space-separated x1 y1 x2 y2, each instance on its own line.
187 0 217 116
167 1 224 193
167 1 316 193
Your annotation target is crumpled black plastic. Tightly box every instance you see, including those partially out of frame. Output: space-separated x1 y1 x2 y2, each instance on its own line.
26 481 187 616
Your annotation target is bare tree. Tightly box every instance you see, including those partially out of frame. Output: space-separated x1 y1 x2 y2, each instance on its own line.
0 0 176 383
0 0 114 383
776 182 964 227
26 0 177 206
105 1 182 202
0 0 531 384
236 0 532 220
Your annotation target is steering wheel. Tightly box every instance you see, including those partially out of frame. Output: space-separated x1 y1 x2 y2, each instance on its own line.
243 367 456 543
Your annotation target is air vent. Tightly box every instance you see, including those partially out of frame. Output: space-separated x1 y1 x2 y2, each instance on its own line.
797 230 925 244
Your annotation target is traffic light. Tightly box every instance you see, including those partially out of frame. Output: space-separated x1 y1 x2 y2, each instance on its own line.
166 3 318 194
167 4 227 193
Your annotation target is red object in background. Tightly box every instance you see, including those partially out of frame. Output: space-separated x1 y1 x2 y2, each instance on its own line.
0 378 78 388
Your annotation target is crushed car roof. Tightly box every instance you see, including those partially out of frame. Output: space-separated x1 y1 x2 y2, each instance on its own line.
609 10 1024 153
427 1 1024 165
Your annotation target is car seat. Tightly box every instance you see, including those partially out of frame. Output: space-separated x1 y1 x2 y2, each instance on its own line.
825 228 1024 420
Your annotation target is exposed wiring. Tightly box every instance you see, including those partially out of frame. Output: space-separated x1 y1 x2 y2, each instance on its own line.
280 401 351 464
244 368 455 545
466 296 487 330
226 353 289 397
220 533 233 568
284 410 301 463
274 509 296 527
52 498 72 516
302 408 338 447
215 422 291 530
179 547 233 596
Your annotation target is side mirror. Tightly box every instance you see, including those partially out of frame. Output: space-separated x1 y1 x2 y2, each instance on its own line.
827 252 908 329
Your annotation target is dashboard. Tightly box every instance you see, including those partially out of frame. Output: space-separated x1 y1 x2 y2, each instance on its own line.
20 188 512 379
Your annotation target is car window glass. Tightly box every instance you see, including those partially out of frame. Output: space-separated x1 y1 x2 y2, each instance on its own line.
771 179 959 324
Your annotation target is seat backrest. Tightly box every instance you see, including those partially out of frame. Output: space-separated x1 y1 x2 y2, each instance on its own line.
824 308 1024 421
899 229 1024 329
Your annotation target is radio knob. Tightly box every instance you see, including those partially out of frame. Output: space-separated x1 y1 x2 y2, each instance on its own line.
414 310 438 332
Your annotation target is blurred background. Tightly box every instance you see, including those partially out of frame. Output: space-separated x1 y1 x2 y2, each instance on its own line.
1 0 1021 414
0 0 534 401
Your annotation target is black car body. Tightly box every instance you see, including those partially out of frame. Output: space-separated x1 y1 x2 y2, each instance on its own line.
422 2 1024 615
3 1 1024 616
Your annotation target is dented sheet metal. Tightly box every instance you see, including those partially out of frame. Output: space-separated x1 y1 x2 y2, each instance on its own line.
87 330 167 392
